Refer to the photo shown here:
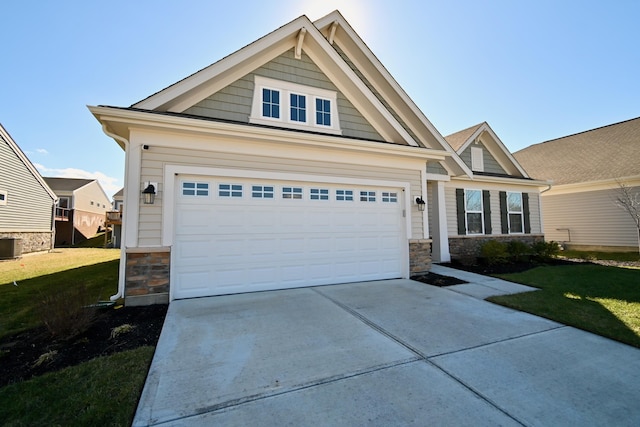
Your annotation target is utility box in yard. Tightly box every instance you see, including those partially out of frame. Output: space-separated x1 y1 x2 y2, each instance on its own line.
0 238 23 260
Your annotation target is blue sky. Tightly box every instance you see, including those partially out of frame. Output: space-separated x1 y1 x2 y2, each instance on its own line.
2 0 638 196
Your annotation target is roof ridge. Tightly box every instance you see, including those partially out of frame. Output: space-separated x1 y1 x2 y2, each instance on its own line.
538 115 640 145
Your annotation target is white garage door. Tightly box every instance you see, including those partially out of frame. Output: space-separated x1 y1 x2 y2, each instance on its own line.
172 175 406 299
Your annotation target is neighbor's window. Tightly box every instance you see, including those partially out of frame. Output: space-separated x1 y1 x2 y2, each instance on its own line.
0 190 6 206
336 189 354 201
219 184 243 198
507 192 523 233
252 185 274 199
282 187 303 199
360 191 376 202
382 192 398 203
465 189 484 234
310 188 329 200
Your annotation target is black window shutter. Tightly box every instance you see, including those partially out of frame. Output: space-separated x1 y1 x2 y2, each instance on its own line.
499 191 509 234
455 189 466 235
523 193 531 234
482 190 492 234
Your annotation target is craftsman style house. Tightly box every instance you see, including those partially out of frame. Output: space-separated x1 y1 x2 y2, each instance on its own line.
90 11 548 305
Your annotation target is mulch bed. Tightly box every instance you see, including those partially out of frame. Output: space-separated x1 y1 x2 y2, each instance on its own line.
0 304 167 388
410 271 468 287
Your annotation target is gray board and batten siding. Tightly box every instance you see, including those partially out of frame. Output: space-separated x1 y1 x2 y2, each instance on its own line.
0 132 53 232
183 48 384 142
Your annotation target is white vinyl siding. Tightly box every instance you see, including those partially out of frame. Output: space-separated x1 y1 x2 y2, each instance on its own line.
137 145 423 247
542 187 639 247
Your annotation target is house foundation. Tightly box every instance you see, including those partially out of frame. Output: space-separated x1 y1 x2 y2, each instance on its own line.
125 247 170 306
449 234 544 264
409 239 432 275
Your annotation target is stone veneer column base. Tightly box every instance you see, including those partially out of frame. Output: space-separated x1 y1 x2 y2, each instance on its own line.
409 239 432 275
448 234 545 263
125 247 170 306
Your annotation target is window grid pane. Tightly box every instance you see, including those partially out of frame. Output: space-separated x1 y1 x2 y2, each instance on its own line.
360 191 376 202
382 192 398 203
183 182 209 197
282 187 303 199
219 184 243 197
252 185 274 199
310 188 329 200
316 98 331 126
336 189 354 201
290 94 306 122
262 88 280 119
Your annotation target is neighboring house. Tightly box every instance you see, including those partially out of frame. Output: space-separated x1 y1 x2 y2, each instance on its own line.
44 178 111 246
0 123 56 255
515 116 640 252
90 11 548 306
106 188 124 248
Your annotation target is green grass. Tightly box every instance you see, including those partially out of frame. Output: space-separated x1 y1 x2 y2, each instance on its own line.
0 249 120 339
490 264 640 347
560 250 640 262
0 346 154 426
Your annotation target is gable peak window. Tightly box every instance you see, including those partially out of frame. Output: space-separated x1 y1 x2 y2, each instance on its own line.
251 76 341 135
471 146 484 172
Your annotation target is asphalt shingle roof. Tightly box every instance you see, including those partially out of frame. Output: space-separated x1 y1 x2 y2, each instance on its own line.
44 177 93 192
444 123 484 151
514 117 640 185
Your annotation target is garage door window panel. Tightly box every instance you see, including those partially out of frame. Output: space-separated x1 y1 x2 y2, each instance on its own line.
382 192 398 203
310 188 329 200
336 189 354 201
182 182 209 197
360 191 376 202
282 187 303 199
219 184 243 198
252 185 274 199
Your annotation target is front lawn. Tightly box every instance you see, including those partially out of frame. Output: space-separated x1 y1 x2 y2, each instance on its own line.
490 264 640 348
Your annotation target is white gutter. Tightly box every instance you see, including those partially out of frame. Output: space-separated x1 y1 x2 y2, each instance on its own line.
101 124 129 302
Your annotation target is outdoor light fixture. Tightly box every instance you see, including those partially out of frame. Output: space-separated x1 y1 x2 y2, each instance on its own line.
415 196 426 212
142 183 156 204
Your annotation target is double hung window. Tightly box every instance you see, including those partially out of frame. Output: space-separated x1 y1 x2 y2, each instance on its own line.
507 192 523 233
465 189 484 235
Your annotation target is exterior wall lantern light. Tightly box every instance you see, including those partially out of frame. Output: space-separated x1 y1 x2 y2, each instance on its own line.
415 196 426 212
142 183 156 204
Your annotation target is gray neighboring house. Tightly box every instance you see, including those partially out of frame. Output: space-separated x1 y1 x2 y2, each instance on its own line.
0 123 56 255
515 116 640 252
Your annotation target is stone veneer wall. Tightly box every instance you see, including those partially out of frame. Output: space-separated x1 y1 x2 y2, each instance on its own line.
125 248 170 306
449 234 544 263
409 239 432 275
0 231 53 254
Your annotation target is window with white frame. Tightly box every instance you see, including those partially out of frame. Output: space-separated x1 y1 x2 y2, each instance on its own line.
360 191 376 202
0 190 6 206
251 76 341 134
507 192 523 233
182 182 209 197
219 184 243 198
382 192 397 203
336 189 354 201
282 187 303 199
252 185 274 199
465 189 484 234
310 188 329 200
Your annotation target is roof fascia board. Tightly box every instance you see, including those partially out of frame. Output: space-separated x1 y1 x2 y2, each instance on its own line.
544 175 640 196
0 124 57 201
314 11 471 175
89 106 450 162
457 123 530 178
455 174 552 188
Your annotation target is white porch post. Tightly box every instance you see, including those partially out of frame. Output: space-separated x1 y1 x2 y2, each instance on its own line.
431 180 451 263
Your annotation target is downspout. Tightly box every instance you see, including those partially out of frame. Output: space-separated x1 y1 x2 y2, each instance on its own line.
101 124 129 302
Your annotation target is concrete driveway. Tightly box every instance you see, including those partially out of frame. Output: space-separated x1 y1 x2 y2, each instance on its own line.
134 266 640 426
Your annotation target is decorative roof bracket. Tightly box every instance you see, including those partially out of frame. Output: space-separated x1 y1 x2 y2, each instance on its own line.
328 21 339 45
295 27 307 59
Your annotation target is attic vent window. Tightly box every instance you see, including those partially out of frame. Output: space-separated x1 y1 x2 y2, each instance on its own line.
471 146 484 172
251 76 341 135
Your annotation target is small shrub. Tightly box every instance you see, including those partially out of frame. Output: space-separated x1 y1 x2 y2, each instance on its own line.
32 350 58 368
480 240 509 265
38 283 98 340
110 324 135 339
531 240 561 260
507 240 531 262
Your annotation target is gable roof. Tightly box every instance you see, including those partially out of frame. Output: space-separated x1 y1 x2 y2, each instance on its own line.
0 123 56 201
444 123 484 151
514 116 640 185
445 122 531 178
44 177 94 192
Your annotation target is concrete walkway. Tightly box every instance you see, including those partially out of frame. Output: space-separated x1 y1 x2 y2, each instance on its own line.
134 270 640 426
